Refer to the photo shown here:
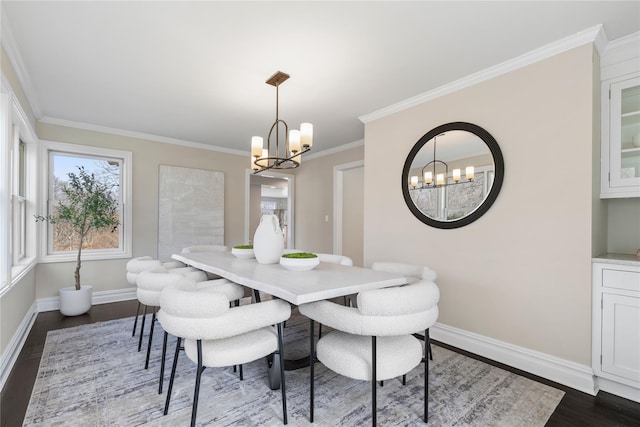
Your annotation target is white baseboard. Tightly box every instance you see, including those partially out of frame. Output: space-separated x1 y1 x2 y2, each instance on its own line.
595 377 640 403
430 322 597 396
0 302 37 392
36 287 137 312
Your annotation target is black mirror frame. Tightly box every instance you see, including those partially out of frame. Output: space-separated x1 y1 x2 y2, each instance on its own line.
401 122 504 229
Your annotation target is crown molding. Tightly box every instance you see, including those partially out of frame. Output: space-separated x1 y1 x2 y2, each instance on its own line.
38 116 248 156
0 10 42 118
304 139 364 161
600 31 640 81
359 24 607 124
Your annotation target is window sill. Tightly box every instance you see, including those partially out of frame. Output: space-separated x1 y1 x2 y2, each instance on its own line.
39 249 132 264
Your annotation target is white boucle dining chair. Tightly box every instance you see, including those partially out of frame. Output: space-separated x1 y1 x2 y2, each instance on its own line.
137 266 245 377
314 253 353 337
136 268 187 370
181 245 238 282
370 261 437 282
165 266 208 282
126 256 186 341
298 279 440 425
316 253 353 266
371 261 438 361
158 278 291 427
126 257 162 340
157 277 245 394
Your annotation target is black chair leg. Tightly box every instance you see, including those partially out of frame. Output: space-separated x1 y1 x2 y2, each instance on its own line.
145 310 156 369
132 301 141 337
159 331 168 394
372 336 377 427
138 305 148 352
277 323 288 425
309 319 315 423
164 337 182 415
191 340 205 427
239 364 244 380
424 328 429 422
318 324 322 339
427 328 433 361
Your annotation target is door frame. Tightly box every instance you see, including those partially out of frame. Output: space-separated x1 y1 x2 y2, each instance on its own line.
244 169 295 248
333 160 364 255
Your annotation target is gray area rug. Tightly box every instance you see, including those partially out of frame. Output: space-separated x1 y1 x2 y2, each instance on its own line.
23 309 564 426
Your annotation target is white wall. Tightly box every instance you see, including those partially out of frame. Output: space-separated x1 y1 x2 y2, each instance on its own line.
364 44 597 366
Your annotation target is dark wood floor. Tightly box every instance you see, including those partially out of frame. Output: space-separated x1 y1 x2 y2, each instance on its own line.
1 300 639 426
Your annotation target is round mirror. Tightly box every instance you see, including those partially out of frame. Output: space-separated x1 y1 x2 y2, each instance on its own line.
402 122 504 229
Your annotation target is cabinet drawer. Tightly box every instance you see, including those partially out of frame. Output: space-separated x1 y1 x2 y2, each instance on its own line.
603 269 640 292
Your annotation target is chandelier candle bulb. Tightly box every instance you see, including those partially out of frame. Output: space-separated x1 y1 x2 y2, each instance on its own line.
301 123 313 148
257 149 269 167
410 176 419 188
289 129 301 154
424 171 433 185
453 169 461 182
466 166 475 180
251 136 263 158
436 173 445 186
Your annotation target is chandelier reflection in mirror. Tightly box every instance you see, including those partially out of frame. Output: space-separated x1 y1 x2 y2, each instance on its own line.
409 133 476 190
251 71 313 174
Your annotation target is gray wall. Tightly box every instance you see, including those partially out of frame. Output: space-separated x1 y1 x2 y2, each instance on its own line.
35 122 247 298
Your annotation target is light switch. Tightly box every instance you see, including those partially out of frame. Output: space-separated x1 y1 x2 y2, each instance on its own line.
324 214 329 222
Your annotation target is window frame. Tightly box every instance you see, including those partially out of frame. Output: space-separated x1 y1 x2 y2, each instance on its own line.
38 141 132 263
1 79 39 294
12 137 27 264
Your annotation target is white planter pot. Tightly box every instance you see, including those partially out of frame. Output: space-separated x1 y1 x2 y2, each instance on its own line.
59 285 93 316
253 214 284 264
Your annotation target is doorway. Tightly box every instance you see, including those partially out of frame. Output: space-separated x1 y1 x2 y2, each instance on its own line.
333 160 364 266
244 169 295 248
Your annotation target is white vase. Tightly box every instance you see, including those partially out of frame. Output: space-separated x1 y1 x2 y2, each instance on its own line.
253 214 284 264
59 285 93 316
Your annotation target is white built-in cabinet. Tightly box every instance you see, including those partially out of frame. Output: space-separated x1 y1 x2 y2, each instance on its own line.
592 258 640 402
601 73 640 198
600 32 640 198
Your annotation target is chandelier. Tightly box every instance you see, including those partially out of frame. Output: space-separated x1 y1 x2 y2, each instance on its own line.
410 133 475 189
251 71 312 174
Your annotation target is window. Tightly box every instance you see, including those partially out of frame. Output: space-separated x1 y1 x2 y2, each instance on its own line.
11 138 27 263
39 141 132 262
1 81 39 292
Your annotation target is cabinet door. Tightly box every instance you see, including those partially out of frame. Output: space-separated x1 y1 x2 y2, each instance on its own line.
609 75 640 190
601 293 640 382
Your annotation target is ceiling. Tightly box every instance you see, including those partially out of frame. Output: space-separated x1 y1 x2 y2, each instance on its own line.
2 1 639 156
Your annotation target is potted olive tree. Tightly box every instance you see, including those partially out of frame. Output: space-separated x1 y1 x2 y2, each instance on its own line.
36 166 120 316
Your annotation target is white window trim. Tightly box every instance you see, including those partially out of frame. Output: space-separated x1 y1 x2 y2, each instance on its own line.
38 140 132 263
0 90 10 291
1 75 39 294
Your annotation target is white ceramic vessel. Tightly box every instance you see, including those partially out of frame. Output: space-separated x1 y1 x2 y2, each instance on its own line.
253 214 284 264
